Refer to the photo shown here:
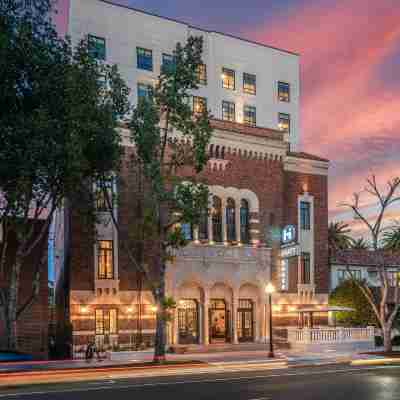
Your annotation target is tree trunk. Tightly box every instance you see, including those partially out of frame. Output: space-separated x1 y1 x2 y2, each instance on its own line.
382 325 392 353
6 253 23 351
153 278 166 363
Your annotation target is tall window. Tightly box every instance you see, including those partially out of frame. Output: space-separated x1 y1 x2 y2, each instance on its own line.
222 101 235 122
226 198 236 242
95 178 114 212
300 201 311 230
137 47 153 71
278 81 290 102
198 207 209 240
222 67 235 90
98 240 114 279
240 199 250 244
212 196 222 243
301 252 311 284
181 223 192 241
338 269 361 283
243 105 256 126
196 64 207 85
161 53 175 72
95 309 118 335
243 73 256 95
137 82 152 102
278 113 290 134
88 35 106 61
193 96 207 115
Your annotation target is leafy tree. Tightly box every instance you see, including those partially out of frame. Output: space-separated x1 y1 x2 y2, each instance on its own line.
340 175 400 352
0 0 129 350
382 225 400 251
328 221 353 252
102 36 213 362
329 280 378 327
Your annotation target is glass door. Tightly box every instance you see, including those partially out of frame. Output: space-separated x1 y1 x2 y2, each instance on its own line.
237 299 254 342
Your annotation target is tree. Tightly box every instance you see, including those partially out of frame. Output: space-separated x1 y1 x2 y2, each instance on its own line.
0 0 129 350
351 238 370 250
340 175 400 352
382 225 400 251
328 221 353 252
329 280 378 327
101 36 213 363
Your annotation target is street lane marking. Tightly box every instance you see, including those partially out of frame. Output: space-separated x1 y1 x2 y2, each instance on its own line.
1 365 400 398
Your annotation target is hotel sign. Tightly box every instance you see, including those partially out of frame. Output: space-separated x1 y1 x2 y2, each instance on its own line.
282 225 296 244
280 244 300 258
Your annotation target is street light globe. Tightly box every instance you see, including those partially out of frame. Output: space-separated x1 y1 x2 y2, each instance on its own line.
265 282 275 294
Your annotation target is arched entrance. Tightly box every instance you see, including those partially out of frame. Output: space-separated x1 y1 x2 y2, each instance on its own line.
237 283 260 343
209 283 233 343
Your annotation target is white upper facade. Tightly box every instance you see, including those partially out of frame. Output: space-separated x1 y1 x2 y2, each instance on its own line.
67 0 300 150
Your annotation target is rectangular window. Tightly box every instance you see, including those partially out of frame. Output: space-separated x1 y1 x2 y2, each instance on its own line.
388 271 400 287
196 64 207 85
95 309 118 335
301 252 311 284
137 47 153 71
193 96 207 115
180 223 192 241
300 201 311 230
222 67 235 90
278 113 290 134
222 101 235 122
161 53 175 73
243 105 256 126
137 82 152 101
278 81 290 102
98 240 114 279
88 35 106 61
95 178 114 212
338 269 361 283
243 73 256 95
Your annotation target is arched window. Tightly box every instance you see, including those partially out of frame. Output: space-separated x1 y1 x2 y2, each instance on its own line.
212 196 222 243
240 199 250 244
198 207 208 240
226 198 236 242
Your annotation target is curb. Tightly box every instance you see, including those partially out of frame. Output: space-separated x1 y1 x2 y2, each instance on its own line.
351 358 400 366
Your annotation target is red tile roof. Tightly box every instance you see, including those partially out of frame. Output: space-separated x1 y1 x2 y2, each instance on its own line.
331 249 400 267
287 151 329 163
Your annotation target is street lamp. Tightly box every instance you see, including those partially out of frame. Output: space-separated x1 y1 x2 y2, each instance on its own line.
265 282 275 358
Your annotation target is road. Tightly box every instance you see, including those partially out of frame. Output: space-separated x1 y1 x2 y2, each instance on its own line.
0 364 400 399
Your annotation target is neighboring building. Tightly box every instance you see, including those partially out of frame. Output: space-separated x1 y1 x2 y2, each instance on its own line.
55 0 330 354
330 249 400 292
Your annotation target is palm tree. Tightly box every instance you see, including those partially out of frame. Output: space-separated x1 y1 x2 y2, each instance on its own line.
328 221 353 251
382 226 400 251
351 237 370 250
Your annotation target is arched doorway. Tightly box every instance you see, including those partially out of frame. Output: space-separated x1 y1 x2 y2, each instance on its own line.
209 283 233 343
178 299 199 344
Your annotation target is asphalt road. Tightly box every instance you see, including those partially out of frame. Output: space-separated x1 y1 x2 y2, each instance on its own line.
1 364 400 400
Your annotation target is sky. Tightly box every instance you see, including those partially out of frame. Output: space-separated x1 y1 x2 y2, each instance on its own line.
55 0 400 218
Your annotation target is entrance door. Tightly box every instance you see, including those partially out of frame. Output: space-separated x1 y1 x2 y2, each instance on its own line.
210 299 228 343
178 299 199 344
237 299 254 342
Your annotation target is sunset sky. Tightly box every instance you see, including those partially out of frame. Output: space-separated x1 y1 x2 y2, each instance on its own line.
55 0 400 218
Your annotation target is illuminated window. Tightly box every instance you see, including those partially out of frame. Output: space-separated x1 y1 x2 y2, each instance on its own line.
301 252 311 284
95 178 114 212
193 96 207 115
240 200 250 244
226 198 236 242
98 240 114 279
137 47 153 71
95 309 118 335
222 68 235 90
137 82 152 101
388 271 400 287
243 73 256 95
222 101 235 122
88 35 106 61
278 113 290 134
161 53 175 73
212 196 222 243
243 105 256 126
196 64 207 85
300 201 311 230
278 81 290 102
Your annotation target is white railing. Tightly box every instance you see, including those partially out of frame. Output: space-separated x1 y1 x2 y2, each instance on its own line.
287 326 375 344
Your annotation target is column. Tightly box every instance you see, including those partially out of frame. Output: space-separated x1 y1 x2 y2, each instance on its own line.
222 199 228 245
235 202 241 244
254 302 259 342
203 290 210 345
173 307 179 345
232 291 238 344
193 226 199 244
208 213 213 244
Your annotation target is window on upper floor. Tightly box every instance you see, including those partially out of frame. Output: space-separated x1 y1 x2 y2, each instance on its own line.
137 82 153 102
161 53 175 73
240 199 250 244
222 67 235 90
222 101 235 122
180 223 193 241
193 96 207 115
226 198 236 242
301 252 311 284
137 47 153 71
300 201 311 231
278 81 290 102
387 271 400 287
278 112 290 134
243 73 256 95
243 105 256 127
88 35 106 61
95 178 114 212
196 63 207 85
212 196 223 243
98 240 114 280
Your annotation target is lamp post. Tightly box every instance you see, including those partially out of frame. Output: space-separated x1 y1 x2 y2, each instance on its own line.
265 282 275 358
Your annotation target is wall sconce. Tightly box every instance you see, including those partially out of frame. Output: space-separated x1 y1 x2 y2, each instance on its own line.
302 182 309 193
151 306 158 313
127 307 133 314
80 306 88 314
272 305 281 312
